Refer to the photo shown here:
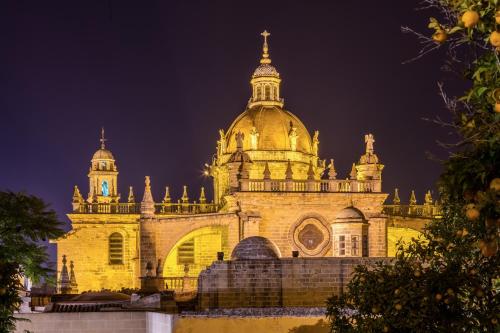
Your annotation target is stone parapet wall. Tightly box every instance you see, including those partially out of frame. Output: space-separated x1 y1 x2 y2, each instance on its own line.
15 312 329 333
198 257 389 309
14 312 172 333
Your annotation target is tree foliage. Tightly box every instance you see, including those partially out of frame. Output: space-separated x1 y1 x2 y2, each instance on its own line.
0 191 65 333
327 0 500 332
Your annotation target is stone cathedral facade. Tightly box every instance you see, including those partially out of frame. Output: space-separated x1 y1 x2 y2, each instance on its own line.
55 32 427 293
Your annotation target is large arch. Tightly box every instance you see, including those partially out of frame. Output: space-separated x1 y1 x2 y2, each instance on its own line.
163 225 230 279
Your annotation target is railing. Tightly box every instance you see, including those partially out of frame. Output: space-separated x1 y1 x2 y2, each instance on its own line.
244 178 378 193
72 202 219 215
73 203 140 214
164 276 198 292
383 204 442 219
154 203 219 215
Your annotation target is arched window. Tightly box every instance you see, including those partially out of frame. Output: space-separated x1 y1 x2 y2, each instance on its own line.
273 86 278 100
265 85 271 99
256 86 262 100
109 233 123 264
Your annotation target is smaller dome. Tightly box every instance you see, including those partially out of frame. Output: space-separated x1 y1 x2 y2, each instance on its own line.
253 64 279 78
231 236 279 260
336 207 365 221
92 148 114 160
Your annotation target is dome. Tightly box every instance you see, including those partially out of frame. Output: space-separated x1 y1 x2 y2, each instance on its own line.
336 207 365 221
92 148 114 160
226 105 313 154
253 64 279 77
231 236 279 260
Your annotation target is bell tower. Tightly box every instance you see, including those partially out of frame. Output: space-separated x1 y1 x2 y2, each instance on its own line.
87 128 119 203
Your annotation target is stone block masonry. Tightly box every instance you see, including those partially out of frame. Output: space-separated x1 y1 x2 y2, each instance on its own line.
198 257 390 309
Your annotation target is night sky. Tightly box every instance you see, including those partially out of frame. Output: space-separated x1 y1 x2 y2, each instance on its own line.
1 1 460 231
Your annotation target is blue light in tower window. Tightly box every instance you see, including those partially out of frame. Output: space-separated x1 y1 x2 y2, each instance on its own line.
102 180 109 197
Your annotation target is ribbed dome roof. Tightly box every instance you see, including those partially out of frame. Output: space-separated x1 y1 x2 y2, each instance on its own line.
226 106 312 154
92 148 114 160
253 64 279 77
231 236 279 260
336 207 365 220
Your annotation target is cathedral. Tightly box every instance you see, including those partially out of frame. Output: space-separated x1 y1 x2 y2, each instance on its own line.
55 31 417 293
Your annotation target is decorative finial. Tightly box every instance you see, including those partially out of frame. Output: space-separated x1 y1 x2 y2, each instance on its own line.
141 176 155 217
409 190 417 205
100 127 107 149
128 186 135 203
393 188 401 205
199 187 206 204
263 161 271 180
350 163 357 179
163 186 171 203
260 30 271 64
285 160 293 180
181 185 189 203
328 159 337 180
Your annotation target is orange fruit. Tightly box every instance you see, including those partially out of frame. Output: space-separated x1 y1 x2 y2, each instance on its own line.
490 178 500 191
433 30 447 43
435 293 443 301
496 11 500 24
461 10 480 28
465 204 480 220
490 31 500 48
495 103 500 113
395 303 403 311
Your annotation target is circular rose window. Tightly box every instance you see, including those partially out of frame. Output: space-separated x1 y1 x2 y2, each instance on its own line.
291 215 331 256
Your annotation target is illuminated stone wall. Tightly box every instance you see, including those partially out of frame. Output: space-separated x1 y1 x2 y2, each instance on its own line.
198 257 389 309
55 214 140 292
233 191 389 258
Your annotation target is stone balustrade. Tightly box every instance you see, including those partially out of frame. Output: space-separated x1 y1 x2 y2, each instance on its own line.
383 204 442 218
72 202 219 215
242 178 378 193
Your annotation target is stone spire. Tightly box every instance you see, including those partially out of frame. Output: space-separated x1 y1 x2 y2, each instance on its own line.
72 185 83 202
349 163 357 180
393 188 401 205
127 186 135 203
263 161 271 180
72 186 83 211
328 159 337 180
162 186 171 203
409 190 417 205
181 186 189 203
69 261 78 293
199 187 206 204
141 176 155 217
59 255 71 294
285 160 293 180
